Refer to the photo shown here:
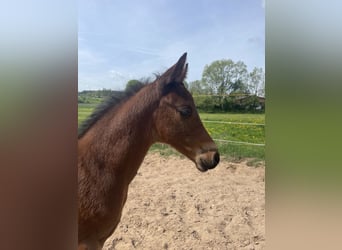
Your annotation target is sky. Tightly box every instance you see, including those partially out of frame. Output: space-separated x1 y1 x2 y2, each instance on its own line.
78 0 265 91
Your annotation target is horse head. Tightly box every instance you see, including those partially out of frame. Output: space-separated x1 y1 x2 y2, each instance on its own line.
153 53 220 172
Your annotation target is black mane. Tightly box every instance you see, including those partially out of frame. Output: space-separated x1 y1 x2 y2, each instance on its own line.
78 81 147 138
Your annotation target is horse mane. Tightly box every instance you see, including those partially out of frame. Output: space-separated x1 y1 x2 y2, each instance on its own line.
78 79 150 139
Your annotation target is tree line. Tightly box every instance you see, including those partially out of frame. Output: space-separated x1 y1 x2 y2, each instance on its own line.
79 58 265 113
78 89 117 104
188 59 265 113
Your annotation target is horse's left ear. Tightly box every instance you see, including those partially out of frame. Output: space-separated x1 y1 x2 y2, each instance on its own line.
160 53 188 87
171 53 188 83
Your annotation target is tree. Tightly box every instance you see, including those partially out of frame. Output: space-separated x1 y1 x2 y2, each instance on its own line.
202 59 249 109
202 59 249 95
228 61 249 93
202 59 231 95
248 67 265 97
189 80 207 95
230 79 249 94
125 79 144 93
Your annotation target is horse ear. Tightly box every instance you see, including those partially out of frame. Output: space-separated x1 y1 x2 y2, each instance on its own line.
160 53 188 88
171 52 187 83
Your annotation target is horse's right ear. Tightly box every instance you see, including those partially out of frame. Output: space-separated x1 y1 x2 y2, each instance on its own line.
159 53 188 89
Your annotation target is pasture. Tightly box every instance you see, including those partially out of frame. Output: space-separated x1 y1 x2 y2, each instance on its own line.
78 103 265 161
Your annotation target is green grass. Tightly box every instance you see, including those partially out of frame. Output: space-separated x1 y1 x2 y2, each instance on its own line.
200 113 265 124
78 104 265 162
78 103 97 124
200 113 265 160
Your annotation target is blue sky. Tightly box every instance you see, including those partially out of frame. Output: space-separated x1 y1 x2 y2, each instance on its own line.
79 0 265 91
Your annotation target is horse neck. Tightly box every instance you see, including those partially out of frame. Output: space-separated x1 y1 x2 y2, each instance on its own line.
79 83 160 183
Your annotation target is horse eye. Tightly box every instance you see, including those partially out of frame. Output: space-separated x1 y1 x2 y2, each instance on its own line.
178 106 192 117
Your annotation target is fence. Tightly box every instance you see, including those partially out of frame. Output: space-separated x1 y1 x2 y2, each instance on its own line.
202 120 265 147
200 119 265 159
149 119 265 159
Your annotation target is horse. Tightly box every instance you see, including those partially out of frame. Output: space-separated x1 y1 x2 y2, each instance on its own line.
78 53 220 250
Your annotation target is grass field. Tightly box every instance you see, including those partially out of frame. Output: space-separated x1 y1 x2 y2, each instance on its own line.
78 104 97 124
78 103 265 162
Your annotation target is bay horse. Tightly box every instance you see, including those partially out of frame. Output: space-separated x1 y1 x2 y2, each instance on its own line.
78 53 220 250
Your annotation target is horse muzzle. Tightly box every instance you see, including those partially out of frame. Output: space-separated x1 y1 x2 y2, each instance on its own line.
195 150 220 172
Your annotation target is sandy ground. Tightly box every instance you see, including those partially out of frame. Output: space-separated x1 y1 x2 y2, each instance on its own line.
103 153 265 250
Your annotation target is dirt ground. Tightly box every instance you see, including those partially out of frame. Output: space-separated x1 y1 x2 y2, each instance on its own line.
103 153 265 250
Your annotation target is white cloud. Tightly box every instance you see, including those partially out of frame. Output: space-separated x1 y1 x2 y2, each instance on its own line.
78 69 138 91
78 48 106 66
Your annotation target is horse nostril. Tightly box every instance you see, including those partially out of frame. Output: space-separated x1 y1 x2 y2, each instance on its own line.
213 152 220 165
